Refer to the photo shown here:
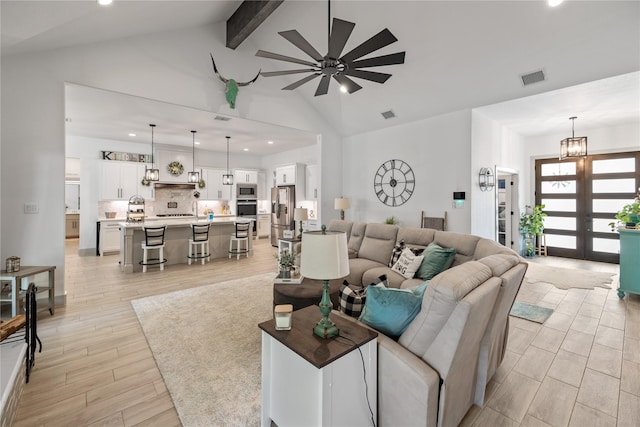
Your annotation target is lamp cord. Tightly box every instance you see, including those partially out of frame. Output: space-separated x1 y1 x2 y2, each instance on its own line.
336 335 376 427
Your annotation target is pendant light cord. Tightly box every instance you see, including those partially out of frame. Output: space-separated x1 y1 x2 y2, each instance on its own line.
226 136 230 174
150 124 156 167
328 0 331 48
191 130 196 172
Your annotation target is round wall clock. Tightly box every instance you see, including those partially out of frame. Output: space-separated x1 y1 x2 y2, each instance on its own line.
373 159 415 207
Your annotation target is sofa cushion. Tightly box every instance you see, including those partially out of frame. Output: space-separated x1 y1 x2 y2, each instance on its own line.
358 223 399 266
397 227 435 248
359 281 429 338
348 222 367 257
392 248 425 279
433 230 481 267
346 258 387 286
477 254 521 276
474 238 517 260
363 267 406 289
416 242 456 280
399 261 492 357
327 219 354 240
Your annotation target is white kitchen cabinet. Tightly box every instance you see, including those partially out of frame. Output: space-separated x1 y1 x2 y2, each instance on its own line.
257 214 271 239
200 167 229 200
275 164 306 201
257 171 266 200
305 164 318 200
100 161 139 200
234 169 258 184
100 221 121 255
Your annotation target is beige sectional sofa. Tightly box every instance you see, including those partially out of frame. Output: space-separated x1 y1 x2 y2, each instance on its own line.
326 220 527 427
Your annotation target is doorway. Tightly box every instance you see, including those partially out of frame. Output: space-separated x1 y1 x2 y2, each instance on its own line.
535 151 640 263
495 167 519 250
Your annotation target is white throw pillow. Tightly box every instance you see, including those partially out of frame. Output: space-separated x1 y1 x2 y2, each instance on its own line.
391 248 425 279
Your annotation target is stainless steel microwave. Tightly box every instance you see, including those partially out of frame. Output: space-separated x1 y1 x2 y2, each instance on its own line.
236 183 257 199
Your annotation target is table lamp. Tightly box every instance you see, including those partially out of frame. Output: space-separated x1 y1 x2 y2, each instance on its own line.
334 197 350 220
293 207 308 239
300 227 350 339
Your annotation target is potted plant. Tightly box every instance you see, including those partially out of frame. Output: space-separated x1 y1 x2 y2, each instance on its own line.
609 191 640 231
385 216 398 225
277 249 296 278
519 204 547 257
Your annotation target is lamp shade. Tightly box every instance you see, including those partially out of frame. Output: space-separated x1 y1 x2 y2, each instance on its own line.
334 197 350 210
300 231 349 280
294 208 308 221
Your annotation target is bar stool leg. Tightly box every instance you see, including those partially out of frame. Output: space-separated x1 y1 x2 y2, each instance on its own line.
189 242 193 265
143 248 148 273
200 242 205 265
206 241 210 262
229 239 233 259
159 247 164 271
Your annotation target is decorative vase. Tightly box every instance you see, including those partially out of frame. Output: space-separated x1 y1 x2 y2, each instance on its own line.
522 234 536 258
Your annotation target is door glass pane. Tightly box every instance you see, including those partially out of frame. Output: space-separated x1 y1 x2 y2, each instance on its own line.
541 162 576 176
593 218 617 233
541 181 576 194
592 158 635 174
542 199 576 212
592 238 620 254
546 234 576 249
593 199 635 213
592 178 636 193
544 216 576 231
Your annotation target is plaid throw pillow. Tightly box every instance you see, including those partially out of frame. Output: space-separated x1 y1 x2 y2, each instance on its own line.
389 240 406 267
339 281 367 317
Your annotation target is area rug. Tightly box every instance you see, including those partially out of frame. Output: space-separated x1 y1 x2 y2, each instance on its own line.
131 272 276 427
524 261 616 290
510 301 554 324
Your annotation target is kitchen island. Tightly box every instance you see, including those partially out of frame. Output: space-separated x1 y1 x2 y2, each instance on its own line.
119 217 254 273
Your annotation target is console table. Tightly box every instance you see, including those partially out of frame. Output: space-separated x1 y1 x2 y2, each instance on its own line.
259 305 378 426
0 266 55 317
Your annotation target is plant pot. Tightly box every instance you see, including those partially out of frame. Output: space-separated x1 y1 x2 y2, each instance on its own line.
279 270 291 279
522 234 536 258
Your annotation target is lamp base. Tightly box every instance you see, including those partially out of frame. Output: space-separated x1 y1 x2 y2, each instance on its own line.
313 319 339 339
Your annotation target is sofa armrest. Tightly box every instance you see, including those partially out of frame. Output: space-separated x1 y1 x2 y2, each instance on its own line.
377 335 440 427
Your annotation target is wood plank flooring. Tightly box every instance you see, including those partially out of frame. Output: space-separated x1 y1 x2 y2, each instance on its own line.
9 240 639 426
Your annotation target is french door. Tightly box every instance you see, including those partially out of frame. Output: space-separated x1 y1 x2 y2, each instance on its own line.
535 151 640 263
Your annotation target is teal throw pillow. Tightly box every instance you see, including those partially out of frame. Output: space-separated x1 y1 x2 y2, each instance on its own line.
416 242 456 280
358 281 429 338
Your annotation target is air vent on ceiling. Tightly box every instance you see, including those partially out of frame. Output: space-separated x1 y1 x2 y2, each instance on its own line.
520 70 545 86
214 115 231 121
381 110 396 120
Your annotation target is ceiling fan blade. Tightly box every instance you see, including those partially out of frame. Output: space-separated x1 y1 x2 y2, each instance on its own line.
256 50 317 67
339 28 398 63
282 73 320 90
261 69 317 77
333 74 362 94
351 52 406 68
278 30 324 62
314 76 331 96
343 68 392 83
328 18 355 59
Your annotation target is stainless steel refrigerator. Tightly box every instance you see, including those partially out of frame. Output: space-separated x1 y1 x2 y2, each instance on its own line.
271 186 295 246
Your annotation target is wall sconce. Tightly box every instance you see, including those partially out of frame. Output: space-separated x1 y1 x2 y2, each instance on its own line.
479 167 495 192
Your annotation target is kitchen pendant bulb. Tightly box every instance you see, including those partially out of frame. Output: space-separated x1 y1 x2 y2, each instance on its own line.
223 136 233 186
188 130 199 184
148 124 159 181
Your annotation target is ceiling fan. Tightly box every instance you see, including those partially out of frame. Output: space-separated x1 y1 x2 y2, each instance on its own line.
255 0 405 96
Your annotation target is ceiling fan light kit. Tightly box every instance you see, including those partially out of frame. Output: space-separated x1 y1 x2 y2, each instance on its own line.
256 0 405 96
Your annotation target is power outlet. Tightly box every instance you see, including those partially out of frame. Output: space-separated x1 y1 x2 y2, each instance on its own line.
24 203 39 214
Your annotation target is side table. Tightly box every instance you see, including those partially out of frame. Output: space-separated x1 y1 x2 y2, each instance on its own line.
0 266 56 317
618 228 640 298
259 305 378 426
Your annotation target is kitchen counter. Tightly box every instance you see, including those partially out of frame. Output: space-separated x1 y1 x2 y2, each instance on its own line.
119 217 254 273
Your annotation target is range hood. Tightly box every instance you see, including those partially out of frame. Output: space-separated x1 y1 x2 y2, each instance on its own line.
153 182 196 190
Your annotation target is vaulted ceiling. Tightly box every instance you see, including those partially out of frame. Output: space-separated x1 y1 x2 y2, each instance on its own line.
2 0 638 150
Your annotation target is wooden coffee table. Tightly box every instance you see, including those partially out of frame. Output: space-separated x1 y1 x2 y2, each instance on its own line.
273 277 342 311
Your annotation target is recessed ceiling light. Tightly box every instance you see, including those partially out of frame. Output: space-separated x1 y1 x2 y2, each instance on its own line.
195 141 201 145
548 0 563 6
243 148 249 151
98 0 113 6
128 133 136 137
267 140 274 144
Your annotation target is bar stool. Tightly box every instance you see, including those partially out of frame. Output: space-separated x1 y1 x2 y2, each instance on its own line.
229 222 250 260
140 226 167 272
188 224 210 265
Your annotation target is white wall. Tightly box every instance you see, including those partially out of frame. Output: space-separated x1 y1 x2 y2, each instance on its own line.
342 110 472 232
1 23 341 298
471 111 527 240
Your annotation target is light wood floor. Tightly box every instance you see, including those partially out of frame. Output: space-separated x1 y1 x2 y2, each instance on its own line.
9 240 639 426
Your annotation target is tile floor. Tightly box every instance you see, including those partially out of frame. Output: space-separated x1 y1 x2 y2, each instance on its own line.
460 257 639 427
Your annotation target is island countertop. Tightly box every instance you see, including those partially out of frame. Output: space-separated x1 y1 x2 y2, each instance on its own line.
118 216 254 229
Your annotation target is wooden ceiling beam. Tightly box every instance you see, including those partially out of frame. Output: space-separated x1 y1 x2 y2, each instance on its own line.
226 0 284 50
